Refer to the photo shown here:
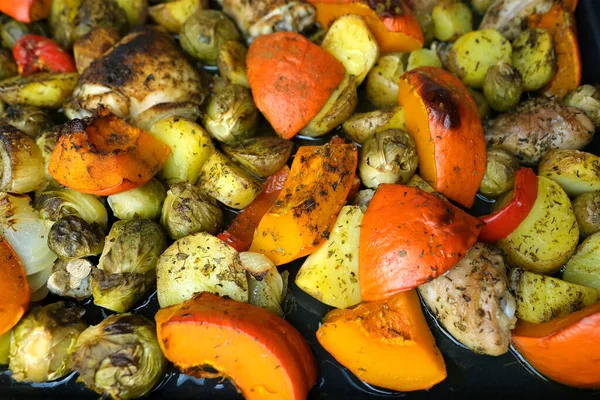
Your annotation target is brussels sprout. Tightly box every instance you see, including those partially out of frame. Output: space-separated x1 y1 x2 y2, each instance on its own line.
0 49 17 81
71 314 167 399
248 268 289 317
47 258 93 300
93 219 167 312
35 188 108 229
203 80 258 144
180 10 240 65
563 85 600 127
160 182 223 240
107 178 166 220
351 189 375 213
479 148 520 198
221 137 293 178
467 88 491 120
73 0 127 40
49 0 82 49
48 215 105 260
2 106 52 138
359 129 418 189
573 191 600 239
9 302 87 382
432 0 473 42
483 61 523 112
35 130 59 182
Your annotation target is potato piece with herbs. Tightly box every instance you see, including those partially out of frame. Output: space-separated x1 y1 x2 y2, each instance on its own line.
448 29 512 88
432 0 473 42
483 61 523 112
538 150 600 197
148 0 207 33
321 15 379 86
563 232 600 291
365 53 407 108
342 107 406 144
407 49 442 71
217 40 249 88
107 178 167 220
221 136 293 178
510 268 599 324
573 191 600 238
512 28 556 92
1 105 52 138
0 73 78 109
197 151 263 209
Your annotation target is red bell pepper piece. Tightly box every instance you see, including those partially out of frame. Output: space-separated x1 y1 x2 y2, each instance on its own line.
0 0 51 23
13 34 77 76
218 166 290 252
478 167 538 243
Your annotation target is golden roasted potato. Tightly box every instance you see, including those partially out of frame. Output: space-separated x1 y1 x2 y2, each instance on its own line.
148 0 208 33
217 40 249 88
432 0 473 42
321 15 379 86
538 149 600 197
512 28 556 92
365 53 407 108
510 268 599 323
497 176 578 274
563 232 600 291
407 49 442 71
221 137 293 178
342 106 406 144
0 73 78 109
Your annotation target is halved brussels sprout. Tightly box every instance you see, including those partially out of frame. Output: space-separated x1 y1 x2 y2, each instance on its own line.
2 105 52 138
248 267 289 317
563 85 600 127
107 178 167 220
479 148 520 198
48 215 105 260
359 129 419 189
0 123 45 193
73 0 127 40
160 182 223 240
180 10 240 65
0 49 17 81
9 302 87 382
47 258 93 300
483 61 523 112
93 219 167 312
573 191 600 239
221 137 293 178
71 314 167 399
203 80 258 144
35 188 108 229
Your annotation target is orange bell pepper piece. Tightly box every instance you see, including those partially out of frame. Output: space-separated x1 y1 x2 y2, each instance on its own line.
247 32 345 139
317 290 447 391
307 0 424 52
0 0 51 23
528 3 581 99
49 109 170 196
249 142 358 265
0 236 30 336
359 184 482 301
399 66 486 208
512 301 600 388
156 292 317 400
218 166 290 252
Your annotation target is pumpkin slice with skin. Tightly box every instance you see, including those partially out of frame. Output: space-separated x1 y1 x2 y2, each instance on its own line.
317 290 447 391
359 184 482 301
399 66 486 208
247 32 345 139
307 0 424 52
0 236 30 336
156 292 317 400
512 301 600 388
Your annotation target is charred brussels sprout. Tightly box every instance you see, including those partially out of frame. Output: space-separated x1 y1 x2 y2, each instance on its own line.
573 191 600 239
9 302 87 382
180 10 240 65
73 0 127 40
48 215 105 260
0 49 17 81
47 258 93 300
359 129 418 189
107 178 167 220
71 314 167 399
2 106 52 138
221 136 293 178
483 61 523 112
203 80 258 144
92 219 167 312
479 148 520 198
563 85 600 127
160 182 223 240
35 188 108 229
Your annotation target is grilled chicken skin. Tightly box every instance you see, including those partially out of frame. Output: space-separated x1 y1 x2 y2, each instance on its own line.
65 28 207 121
485 98 595 166
479 0 553 40
418 243 517 356
218 0 315 42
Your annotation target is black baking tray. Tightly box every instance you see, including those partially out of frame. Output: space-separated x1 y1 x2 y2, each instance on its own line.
2 1 600 399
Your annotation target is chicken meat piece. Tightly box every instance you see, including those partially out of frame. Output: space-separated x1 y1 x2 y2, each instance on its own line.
418 243 517 356
479 0 553 40
485 97 595 165
65 28 207 121
218 0 315 42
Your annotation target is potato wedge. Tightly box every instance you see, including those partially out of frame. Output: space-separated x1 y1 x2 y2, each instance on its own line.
156 232 248 308
512 28 556 92
197 151 262 209
300 74 357 137
148 0 207 33
0 73 78 109
342 106 406 144
563 233 600 291
497 176 578 274
221 136 293 178
217 40 249 88
321 15 379 86
296 206 363 309
365 53 407 108
510 268 599 323
538 149 600 197
148 116 214 185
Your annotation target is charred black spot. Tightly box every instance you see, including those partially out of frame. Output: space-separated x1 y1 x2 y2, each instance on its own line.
419 76 461 130
103 315 147 335
109 353 134 367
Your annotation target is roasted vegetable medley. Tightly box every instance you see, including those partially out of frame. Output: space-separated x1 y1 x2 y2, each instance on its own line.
1 0 600 398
